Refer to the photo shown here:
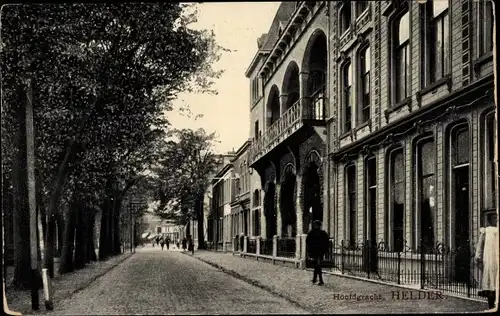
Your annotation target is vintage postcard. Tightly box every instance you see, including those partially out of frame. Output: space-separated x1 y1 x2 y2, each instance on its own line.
1 1 498 315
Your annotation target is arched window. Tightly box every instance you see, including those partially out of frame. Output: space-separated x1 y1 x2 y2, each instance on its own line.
483 112 496 216
359 46 371 124
415 138 436 252
448 124 470 251
387 148 405 252
392 9 410 104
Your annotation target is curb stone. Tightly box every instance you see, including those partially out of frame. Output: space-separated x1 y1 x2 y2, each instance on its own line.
183 252 315 314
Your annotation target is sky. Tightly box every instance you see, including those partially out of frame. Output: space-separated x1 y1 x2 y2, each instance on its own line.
166 2 281 154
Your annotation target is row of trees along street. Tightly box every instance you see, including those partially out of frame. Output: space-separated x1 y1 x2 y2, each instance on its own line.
1 3 226 291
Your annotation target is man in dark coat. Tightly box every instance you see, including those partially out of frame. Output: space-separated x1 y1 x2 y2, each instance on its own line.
306 220 330 285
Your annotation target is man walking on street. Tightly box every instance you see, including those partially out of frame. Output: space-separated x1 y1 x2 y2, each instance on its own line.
306 220 329 285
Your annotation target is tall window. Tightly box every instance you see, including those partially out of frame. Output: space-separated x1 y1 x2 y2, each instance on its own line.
255 121 259 140
253 189 260 207
450 125 470 249
484 112 496 212
416 139 436 252
346 164 356 246
389 150 405 252
478 0 494 57
359 46 371 123
393 10 410 103
356 1 368 18
423 0 449 85
310 70 326 120
343 62 353 132
254 209 261 236
365 157 377 244
340 3 351 35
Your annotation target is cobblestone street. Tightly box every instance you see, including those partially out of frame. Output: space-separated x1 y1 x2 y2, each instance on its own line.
28 247 307 315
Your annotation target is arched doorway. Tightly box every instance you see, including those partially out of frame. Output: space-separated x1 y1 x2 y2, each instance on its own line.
282 62 300 112
303 163 322 234
302 29 327 120
266 86 280 127
264 182 277 238
280 171 297 237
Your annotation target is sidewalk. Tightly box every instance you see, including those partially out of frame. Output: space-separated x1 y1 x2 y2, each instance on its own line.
186 251 490 314
4 252 133 315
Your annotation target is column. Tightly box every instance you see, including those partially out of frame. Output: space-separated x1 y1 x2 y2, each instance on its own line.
280 94 289 115
276 182 282 237
299 71 310 118
296 172 303 235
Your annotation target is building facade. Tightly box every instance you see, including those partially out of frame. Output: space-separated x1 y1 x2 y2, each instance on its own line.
245 0 495 280
229 141 252 239
208 162 235 245
247 1 330 242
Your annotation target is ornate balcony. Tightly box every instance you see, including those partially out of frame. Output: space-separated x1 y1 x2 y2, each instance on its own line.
249 88 326 166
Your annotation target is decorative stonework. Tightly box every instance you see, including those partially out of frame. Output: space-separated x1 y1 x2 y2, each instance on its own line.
461 0 471 87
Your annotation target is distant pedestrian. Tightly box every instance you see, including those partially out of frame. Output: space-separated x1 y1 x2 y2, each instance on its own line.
475 213 498 309
160 238 165 250
187 235 194 255
166 238 170 250
177 241 180 249
152 241 155 248
306 220 329 286
182 237 187 251
156 236 160 246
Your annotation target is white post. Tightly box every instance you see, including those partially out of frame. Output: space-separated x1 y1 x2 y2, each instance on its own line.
232 236 236 255
256 236 261 255
243 236 248 253
272 235 278 264
223 240 227 253
299 234 308 269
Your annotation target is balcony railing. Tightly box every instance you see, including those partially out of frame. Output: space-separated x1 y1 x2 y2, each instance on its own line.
249 90 326 164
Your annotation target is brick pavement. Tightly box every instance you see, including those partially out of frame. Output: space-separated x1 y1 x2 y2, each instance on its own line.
4 252 133 316
187 251 491 314
33 248 307 315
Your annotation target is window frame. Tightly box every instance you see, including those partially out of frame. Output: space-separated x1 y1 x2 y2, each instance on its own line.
414 136 437 253
364 155 377 244
477 0 494 58
482 111 496 219
387 147 405 252
358 45 371 124
356 1 369 19
391 7 411 105
447 122 471 248
339 2 352 36
421 0 450 87
345 163 357 247
342 61 353 133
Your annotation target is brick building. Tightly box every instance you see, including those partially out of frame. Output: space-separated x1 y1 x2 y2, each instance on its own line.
229 141 251 239
244 0 495 283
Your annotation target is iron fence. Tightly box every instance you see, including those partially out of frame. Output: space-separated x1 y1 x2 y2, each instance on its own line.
322 239 486 300
260 238 273 256
277 237 296 258
247 238 257 254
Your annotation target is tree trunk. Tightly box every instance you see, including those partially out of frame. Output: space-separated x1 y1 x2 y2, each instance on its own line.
74 206 88 270
88 211 97 262
59 200 77 274
112 196 122 255
56 212 64 257
196 196 206 250
12 84 39 290
99 204 109 261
